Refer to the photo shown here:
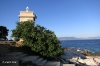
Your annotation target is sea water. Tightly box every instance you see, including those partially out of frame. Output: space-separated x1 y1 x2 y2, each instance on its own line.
60 39 100 53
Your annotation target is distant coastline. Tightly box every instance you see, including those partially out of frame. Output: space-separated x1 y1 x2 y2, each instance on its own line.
58 37 100 40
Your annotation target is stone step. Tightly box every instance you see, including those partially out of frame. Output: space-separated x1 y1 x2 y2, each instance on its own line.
63 64 75 66
13 54 27 59
33 58 43 64
37 59 47 66
0 57 16 61
0 46 10 49
0 63 8 66
44 61 60 66
58 57 68 64
4 52 24 57
0 44 9 47
18 54 27 59
0 49 9 51
0 47 9 49
0 54 27 61
0 55 15 61
0 57 6 61
20 56 39 63
0 50 10 54
9 54 27 60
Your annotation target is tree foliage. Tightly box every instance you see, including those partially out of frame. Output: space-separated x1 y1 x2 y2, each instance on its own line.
0 26 9 40
11 20 63 57
14 37 19 41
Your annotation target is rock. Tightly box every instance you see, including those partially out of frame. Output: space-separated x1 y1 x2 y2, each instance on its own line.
69 57 78 62
78 59 84 64
62 50 86 59
45 61 60 66
84 59 97 66
57 57 69 64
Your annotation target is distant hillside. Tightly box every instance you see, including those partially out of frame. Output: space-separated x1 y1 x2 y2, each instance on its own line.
58 37 100 40
87 36 100 39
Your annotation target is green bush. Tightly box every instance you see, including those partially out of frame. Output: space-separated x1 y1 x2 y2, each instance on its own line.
11 20 63 57
14 37 19 41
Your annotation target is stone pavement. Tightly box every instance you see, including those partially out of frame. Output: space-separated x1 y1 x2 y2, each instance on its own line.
0 44 75 66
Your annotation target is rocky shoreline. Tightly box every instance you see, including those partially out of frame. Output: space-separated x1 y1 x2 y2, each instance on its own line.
60 47 100 66
64 47 100 56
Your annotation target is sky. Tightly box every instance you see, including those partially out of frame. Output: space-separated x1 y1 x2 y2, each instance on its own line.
0 0 100 39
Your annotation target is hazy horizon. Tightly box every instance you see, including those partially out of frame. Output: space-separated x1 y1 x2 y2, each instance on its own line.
0 0 100 39
57 36 100 38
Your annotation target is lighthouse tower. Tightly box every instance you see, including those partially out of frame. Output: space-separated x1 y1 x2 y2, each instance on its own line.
17 7 37 44
19 7 36 22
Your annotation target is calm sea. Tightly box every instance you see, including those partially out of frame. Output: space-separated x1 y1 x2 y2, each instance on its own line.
59 39 100 53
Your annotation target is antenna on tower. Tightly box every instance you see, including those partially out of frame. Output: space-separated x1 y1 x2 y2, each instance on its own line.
26 6 30 12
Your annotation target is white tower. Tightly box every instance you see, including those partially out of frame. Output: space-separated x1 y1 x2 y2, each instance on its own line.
19 7 36 22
